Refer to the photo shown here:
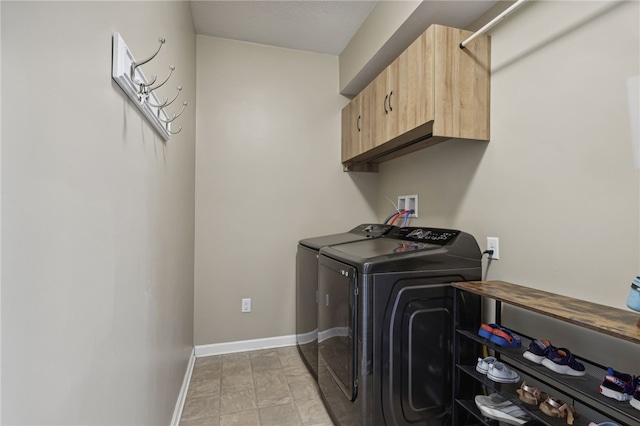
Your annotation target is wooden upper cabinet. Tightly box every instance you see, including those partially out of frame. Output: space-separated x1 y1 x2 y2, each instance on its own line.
342 24 490 172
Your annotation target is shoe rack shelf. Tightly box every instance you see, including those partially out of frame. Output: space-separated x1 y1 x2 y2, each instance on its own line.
454 281 640 345
452 280 640 426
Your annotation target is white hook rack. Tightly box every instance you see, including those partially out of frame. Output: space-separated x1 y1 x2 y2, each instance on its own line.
112 32 186 140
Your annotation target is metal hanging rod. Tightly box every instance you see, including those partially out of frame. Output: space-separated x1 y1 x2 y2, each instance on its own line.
460 0 529 49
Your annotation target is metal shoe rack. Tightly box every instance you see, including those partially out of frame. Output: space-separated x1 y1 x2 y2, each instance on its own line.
452 280 640 426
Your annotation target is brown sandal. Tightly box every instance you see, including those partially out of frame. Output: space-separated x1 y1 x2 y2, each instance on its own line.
539 396 579 425
516 382 548 405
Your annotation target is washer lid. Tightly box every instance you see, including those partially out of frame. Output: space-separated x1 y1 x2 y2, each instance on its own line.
319 227 481 273
298 223 394 251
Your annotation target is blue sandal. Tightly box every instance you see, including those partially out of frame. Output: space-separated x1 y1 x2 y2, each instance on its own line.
489 327 521 348
541 347 585 376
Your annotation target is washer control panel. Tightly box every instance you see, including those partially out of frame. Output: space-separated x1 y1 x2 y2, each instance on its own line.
387 227 460 245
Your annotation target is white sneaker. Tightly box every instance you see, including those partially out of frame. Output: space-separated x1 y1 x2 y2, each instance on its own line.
476 356 497 374
474 393 531 425
487 362 520 384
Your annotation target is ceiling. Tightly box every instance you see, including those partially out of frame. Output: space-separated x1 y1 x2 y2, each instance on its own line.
190 1 377 56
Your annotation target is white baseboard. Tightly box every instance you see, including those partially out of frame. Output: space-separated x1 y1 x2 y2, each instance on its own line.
318 326 348 342
194 334 297 357
171 347 196 426
296 329 317 345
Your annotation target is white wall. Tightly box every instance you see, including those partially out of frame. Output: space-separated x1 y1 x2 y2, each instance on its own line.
375 1 640 370
1 2 196 424
194 36 378 346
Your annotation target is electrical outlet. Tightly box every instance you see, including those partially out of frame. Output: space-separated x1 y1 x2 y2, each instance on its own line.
397 195 418 218
242 298 251 313
487 237 499 260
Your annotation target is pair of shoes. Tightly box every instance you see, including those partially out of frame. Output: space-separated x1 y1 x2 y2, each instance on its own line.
516 382 548 405
517 382 579 424
476 356 520 383
541 347 586 376
599 367 636 401
523 339 553 363
477 323 522 348
474 393 531 425
539 396 579 425
523 339 585 376
600 367 640 411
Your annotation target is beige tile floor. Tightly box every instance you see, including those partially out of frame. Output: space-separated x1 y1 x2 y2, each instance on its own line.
179 346 335 426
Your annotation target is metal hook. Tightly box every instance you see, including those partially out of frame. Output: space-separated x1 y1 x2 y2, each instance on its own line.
148 66 175 92
148 86 182 108
158 102 187 123
131 37 165 77
135 66 173 104
168 125 183 135
135 74 158 89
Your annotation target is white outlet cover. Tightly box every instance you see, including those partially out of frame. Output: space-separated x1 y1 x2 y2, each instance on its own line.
241 298 251 312
397 195 418 218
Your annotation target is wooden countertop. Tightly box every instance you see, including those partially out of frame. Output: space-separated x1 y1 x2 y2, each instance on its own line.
452 280 640 345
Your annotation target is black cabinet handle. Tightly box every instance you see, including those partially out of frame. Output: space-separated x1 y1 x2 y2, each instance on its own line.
388 91 393 112
357 115 361 132
384 94 389 114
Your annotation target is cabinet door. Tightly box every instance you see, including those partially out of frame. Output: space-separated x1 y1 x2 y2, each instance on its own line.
341 94 362 162
371 30 434 148
395 30 435 138
358 87 374 155
381 59 400 146
342 90 375 162
371 65 393 148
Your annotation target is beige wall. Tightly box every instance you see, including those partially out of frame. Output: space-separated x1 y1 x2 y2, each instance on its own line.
375 1 640 369
194 36 378 346
1 1 196 424
339 0 421 94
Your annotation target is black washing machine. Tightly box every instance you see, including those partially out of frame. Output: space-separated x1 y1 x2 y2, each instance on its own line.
296 224 395 379
317 227 482 426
